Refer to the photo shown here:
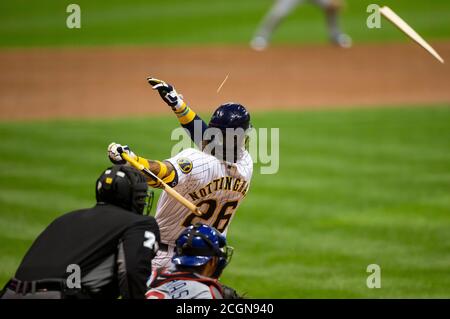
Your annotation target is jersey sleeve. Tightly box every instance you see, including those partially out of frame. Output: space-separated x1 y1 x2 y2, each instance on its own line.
164 148 199 188
117 217 160 299
181 116 208 149
170 101 207 149
189 281 223 299
192 288 214 299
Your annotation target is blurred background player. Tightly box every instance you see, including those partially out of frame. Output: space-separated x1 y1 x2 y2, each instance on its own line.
250 0 352 50
107 77 254 271
1 165 160 299
145 223 241 299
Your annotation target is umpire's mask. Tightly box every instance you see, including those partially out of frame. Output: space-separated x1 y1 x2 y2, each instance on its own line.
96 165 151 215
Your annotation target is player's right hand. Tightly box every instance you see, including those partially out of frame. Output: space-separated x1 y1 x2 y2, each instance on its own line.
108 142 136 165
147 77 185 110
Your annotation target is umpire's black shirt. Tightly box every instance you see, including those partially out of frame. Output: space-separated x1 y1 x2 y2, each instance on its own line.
14 203 160 299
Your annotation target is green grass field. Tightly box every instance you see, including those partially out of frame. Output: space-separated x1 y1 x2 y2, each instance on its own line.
1 106 449 298
1 0 449 299
0 0 449 47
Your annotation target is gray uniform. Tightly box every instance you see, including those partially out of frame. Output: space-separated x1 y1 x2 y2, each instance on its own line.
251 0 351 50
145 270 223 299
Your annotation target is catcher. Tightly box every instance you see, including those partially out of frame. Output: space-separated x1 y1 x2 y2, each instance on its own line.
107 77 254 270
145 223 242 299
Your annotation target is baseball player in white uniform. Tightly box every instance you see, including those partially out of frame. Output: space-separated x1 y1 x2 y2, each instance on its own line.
251 0 352 50
108 78 253 270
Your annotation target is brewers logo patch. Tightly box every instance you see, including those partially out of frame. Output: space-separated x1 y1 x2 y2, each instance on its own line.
177 158 193 174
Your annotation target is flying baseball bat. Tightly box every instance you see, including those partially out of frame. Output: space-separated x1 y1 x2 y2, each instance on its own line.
380 6 444 64
120 152 203 217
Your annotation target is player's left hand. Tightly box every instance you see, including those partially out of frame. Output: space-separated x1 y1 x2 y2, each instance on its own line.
108 142 136 165
147 77 185 110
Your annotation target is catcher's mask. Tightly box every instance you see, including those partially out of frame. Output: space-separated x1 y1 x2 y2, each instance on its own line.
95 165 153 215
203 103 252 163
172 223 233 278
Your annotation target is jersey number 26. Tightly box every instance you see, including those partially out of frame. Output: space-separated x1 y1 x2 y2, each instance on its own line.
182 199 238 233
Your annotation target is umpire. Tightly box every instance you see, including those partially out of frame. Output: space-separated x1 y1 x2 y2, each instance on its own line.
0 165 160 299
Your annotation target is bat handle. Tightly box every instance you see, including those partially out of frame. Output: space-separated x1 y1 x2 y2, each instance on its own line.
120 152 203 217
120 152 144 170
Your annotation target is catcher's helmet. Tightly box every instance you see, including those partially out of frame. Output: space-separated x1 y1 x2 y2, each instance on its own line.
95 165 151 215
173 223 233 278
208 103 251 131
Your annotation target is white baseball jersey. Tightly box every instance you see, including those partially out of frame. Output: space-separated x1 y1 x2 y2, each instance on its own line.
152 148 253 268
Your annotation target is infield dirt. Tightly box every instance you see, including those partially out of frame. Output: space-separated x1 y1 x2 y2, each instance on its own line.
0 42 449 120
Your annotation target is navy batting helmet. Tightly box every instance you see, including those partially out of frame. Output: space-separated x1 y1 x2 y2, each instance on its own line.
173 223 233 278
204 103 251 163
95 165 152 215
208 103 251 131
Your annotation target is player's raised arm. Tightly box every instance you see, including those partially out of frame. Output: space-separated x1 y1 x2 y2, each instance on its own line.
107 143 178 188
147 77 207 148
